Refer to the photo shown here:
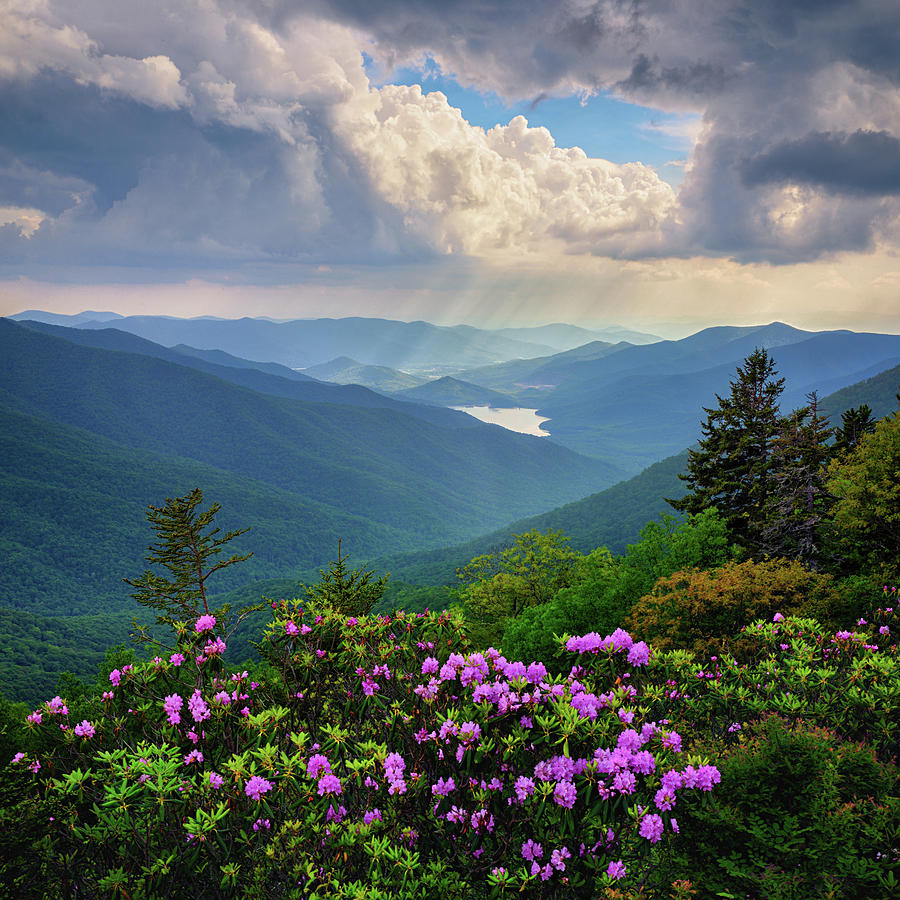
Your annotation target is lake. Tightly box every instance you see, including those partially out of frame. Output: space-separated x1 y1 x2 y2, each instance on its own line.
450 405 550 436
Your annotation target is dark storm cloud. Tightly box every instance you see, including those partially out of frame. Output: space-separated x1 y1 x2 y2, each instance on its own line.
299 0 900 261
0 73 197 215
740 130 900 197
616 55 733 100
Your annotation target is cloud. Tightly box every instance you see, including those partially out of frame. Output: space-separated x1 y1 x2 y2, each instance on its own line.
0 0 680 271
336 86 676 256
739 129 900 196
305 0 900 263
0 204 45 236
1 0 900 273
0 1 189 108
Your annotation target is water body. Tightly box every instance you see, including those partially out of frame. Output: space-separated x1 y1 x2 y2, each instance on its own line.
451 405 550 437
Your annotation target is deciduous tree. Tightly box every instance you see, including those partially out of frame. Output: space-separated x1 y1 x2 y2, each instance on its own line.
457 530 581 647
828 412 900 584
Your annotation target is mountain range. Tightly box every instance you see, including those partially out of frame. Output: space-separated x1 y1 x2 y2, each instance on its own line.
0 317 621 605
454 322 900 472
2 310 898 703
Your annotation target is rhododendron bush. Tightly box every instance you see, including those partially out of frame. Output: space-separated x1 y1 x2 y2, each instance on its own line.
11 604 721 898
12 596 900 898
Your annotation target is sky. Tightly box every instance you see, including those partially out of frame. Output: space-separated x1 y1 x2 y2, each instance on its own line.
1 0 900 337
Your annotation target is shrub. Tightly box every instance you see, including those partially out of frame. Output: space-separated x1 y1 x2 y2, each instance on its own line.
667 716 900 899
5 607 721 898
624 558 843 658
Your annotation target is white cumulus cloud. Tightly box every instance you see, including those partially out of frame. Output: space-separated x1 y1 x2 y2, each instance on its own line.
336 85 676 256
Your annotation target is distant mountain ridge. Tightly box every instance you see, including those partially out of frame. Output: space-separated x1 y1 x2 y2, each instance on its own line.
10 312 560 371
303 357 428 393
456 322 900 473
394 376 517 408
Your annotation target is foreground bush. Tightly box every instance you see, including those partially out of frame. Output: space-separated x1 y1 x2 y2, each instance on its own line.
669 716 899 898
5 605 719 898
7 595 900 898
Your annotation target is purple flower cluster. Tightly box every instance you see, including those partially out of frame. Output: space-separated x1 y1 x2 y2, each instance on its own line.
245 775 273 801
188 689 210 723
163 693 183 726
384 752 407 795
73 720 95 739
565 628 650 668
195 615 216 633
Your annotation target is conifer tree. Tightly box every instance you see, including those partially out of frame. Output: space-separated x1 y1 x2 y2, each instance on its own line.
832 404 876 457
305 539 388 617
759 392 833 568
668 348 785 550
125 488 254 634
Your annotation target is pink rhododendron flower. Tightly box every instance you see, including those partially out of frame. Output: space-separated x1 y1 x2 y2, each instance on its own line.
163 693 183 726
607 860 626 880
245 775 273 801
195 615 216 633
188 689 210 723
203 637 226 656
639 813 664 843
73 720 95 739
317 773 342 796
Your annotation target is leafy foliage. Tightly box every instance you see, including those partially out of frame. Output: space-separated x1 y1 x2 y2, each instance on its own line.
828 412 900 584
456 530 582 646
501 511 734 671
669 716 900 899
5 602 723 899
624 558 844 658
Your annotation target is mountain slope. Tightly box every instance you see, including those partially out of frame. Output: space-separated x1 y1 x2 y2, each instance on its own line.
0 319 621 544
303 357 429 392
15 320 481 431
0 399 418 616
374 451 691 588
394 376 517 408
376 354 900 589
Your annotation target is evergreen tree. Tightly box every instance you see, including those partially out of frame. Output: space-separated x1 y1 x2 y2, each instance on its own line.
305 539 388 617
759 392 833 568
125 488 254 635
832 404 876 457
668 348 785 550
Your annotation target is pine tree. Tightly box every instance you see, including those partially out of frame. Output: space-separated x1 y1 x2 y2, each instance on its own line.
668 348 785 550
759 392 833 568
125 488 254 634
304 539 388 617
832 404 876 457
